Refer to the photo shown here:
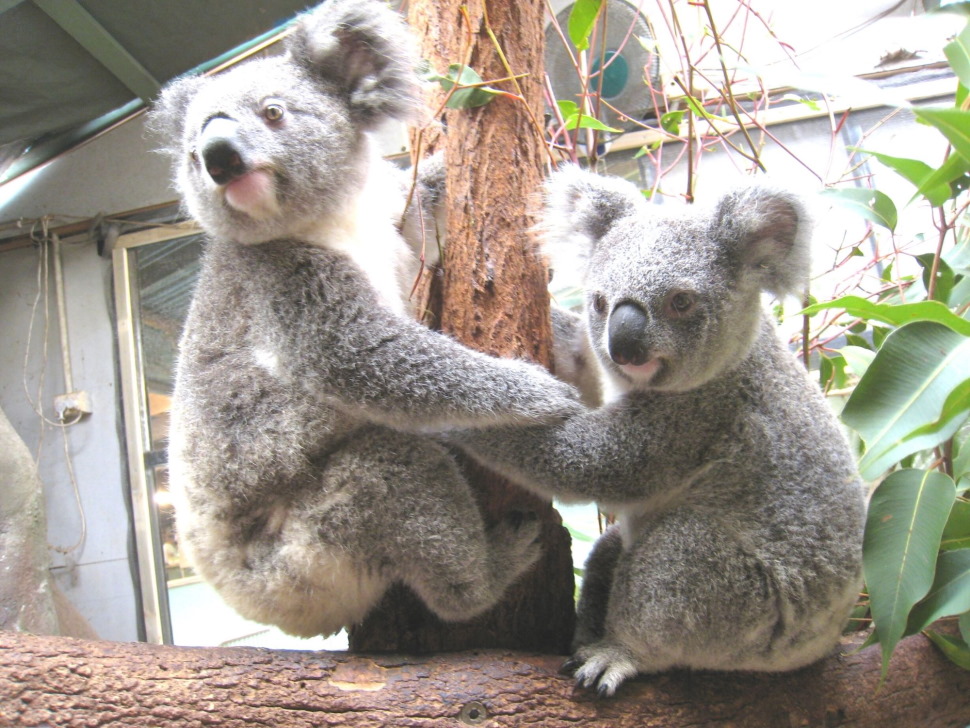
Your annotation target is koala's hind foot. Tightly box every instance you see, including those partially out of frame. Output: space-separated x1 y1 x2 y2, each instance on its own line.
573 526 623 650
567 641 639 697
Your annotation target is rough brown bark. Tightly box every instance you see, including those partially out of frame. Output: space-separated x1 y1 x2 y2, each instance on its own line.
350 0 575 653
2 631 969 727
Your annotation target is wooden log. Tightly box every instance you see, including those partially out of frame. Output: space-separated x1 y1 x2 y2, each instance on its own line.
2 630 968 727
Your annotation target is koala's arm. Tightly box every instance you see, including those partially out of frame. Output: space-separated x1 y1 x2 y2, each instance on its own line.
259 245 582 431
446 400 713 504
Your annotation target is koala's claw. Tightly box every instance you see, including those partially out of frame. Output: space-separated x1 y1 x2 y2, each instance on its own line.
570 642 639 697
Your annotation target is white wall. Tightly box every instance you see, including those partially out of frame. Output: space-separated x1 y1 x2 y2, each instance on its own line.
0 113 171 642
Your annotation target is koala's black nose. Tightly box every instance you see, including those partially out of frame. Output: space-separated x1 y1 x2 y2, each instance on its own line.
608 302 650 366
199 117 249 185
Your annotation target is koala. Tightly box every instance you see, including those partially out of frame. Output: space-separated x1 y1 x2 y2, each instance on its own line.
148 0 581 639
450 166 867 694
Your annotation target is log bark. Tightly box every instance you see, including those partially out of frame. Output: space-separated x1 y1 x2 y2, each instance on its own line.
2 631 969 727
350 0 576 653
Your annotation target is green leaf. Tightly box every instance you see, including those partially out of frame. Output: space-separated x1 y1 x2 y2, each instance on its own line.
941 499 970 551
819 187 898 232
924 629 970 669
864 469 956 676
682 94 731 123
428 65 500 109
961 610 970 643
660 110 685 135
841 345 875 380
915 152 970 203
841 322 970 479
906 549 970 635
913 107 970 163
801 295 970 337
556 99 579 119
901 378 970 445
782 92 821 112
562 113 623 133
568 0 602 52
916 253 956 304
856 149 951 206
944 22 970 91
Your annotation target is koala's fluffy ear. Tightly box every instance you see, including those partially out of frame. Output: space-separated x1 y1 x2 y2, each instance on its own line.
541 165 644 279
714 186 812 298
288 0 421 127
147 74 206 153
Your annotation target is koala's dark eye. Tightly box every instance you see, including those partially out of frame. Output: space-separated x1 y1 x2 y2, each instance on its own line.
591 294 607 315
262 103 285 123
667 291 697 318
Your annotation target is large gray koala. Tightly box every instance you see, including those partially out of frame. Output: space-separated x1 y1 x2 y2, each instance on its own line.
450 166 867 694
148 0 581 638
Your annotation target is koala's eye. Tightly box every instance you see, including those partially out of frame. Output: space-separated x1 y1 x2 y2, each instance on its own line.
667 291 697 318
591 294 607 315
262 103 285 123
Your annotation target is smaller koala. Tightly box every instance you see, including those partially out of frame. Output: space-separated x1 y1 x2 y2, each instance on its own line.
150 0 581 639
451 166 867 695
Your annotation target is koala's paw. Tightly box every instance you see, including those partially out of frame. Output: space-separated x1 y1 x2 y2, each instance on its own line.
490 510 542 577
570 641 639 697
517 367 587 423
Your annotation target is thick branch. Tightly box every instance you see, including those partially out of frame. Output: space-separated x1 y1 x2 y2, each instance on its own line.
2 631 969 727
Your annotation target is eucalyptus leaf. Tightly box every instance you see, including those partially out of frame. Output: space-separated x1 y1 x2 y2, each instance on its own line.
905 549 970 635
660 110 685 135
841 321 970 479
901 379 970 445
568 0 602 52
856 149 951 206
913 107 970 163
430 65 499 109
924 629 970 669
915 152 970 203
941 498 970 551
863 469 955 676
819 187 898 232
801 295 970 337
563 113 622 133
944 22 970 92
916 253 956 304
840 345 875 380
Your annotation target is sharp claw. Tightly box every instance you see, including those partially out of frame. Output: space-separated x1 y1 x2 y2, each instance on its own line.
560 658 580 676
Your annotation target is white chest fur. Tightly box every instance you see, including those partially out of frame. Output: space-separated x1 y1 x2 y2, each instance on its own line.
303 148 419 316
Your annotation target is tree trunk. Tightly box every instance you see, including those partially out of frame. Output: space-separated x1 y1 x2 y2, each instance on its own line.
350 0 576 653
3 630 969 727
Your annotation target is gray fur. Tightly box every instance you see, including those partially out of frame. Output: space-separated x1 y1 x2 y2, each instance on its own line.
152 0 581 638
450 166 866 694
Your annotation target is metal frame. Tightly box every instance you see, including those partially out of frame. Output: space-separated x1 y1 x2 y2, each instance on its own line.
113 222 200 644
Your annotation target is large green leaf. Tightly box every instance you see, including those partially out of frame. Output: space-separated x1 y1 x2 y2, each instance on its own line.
857 149 951 206
863 469 956 676
568 0 602 51
841 321 970 479
801 295 970 336
819 187 898 231
905 548 970 635
914 108 970 163
915 152 970 203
